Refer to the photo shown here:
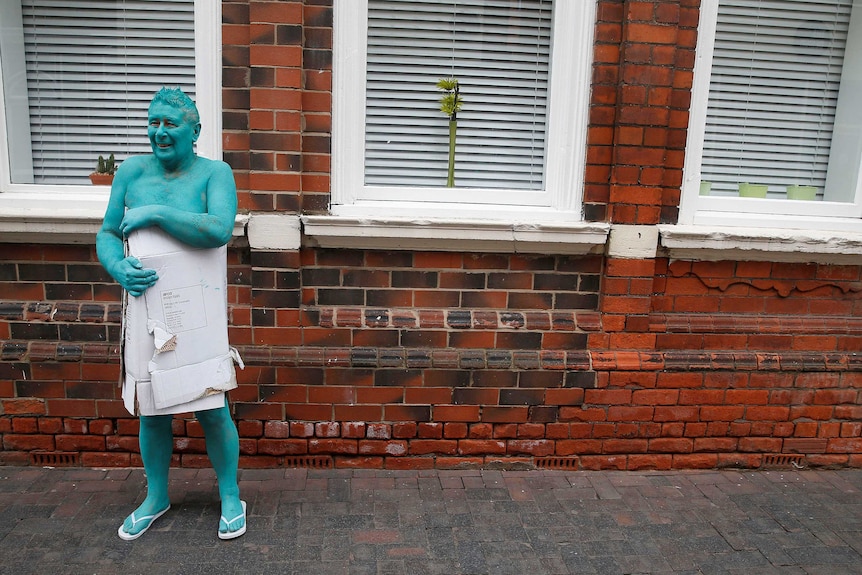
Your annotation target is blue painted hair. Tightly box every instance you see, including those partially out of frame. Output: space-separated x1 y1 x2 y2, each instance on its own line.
150 87 200 125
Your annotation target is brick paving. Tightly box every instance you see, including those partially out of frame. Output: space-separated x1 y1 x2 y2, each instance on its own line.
0 466 861 574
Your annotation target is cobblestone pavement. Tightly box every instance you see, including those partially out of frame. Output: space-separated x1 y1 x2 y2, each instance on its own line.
0 465 861 574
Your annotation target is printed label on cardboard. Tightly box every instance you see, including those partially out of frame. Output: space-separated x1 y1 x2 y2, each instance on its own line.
161 284 207 332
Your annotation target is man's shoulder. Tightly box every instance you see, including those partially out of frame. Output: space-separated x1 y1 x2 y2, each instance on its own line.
117 154 154 173
196 156 234 179
197 156 231 170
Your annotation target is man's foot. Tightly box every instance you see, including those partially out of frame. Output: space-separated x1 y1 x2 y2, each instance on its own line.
117 500 171 541
218 498 246 540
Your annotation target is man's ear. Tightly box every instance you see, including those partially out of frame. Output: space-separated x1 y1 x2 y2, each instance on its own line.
193 123 202 142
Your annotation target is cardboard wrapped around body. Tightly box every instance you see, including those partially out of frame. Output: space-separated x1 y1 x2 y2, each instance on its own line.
122 228 240 415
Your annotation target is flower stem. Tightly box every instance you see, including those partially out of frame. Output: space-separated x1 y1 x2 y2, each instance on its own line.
447 119 457 187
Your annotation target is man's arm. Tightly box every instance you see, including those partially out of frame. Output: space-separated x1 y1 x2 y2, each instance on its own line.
96 158 158 297
119 160 238 249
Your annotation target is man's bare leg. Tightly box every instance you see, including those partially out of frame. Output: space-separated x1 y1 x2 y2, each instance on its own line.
196 400 244 538
118 414 173 539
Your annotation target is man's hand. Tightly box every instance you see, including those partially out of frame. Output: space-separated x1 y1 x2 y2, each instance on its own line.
111 256 158 297
119 206 160 238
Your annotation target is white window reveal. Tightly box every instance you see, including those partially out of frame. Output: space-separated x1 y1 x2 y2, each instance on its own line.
681 0 862 230
332 0 596 223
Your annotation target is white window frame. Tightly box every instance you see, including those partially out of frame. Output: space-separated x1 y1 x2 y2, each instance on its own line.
330 0 595 224
0 0 222 242
680 0 862 233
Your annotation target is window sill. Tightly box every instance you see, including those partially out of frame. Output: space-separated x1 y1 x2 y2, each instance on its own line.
659 224 862 264
301 215 610 255
0 191 249 244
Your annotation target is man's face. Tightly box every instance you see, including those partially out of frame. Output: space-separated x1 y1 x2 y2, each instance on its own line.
147 102 200 167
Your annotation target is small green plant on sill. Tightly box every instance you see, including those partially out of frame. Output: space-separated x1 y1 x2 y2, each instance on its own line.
437 77 463 187
96 154 118 175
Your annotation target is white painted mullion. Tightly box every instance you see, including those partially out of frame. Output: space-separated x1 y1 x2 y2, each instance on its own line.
332 0 369 207
195 0 222 160
544 0 594 213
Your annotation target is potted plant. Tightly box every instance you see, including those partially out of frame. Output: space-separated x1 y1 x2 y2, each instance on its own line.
89 154 118 185
437 77 463 187
738 182 768 198
786 184 817 201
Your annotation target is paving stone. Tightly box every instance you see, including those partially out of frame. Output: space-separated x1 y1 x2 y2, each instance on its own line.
1 466 862 574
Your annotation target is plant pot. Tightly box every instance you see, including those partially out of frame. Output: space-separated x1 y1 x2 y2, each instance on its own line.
699 181 712 196
89 173 114 186
738 183 768 198
786 185 816 201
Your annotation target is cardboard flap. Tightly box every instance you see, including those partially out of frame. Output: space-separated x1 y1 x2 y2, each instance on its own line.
150 354 237 410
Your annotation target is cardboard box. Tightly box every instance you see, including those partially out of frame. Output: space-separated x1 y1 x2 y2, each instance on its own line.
123 228 238 414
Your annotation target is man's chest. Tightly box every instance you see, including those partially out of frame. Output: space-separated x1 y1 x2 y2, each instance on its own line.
125 175 208 212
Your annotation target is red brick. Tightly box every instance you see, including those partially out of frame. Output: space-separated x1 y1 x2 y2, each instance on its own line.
308 438 357 455
745 406 790 422
392 422 417 438
481 407 528 423
457 440 506 456
434 405 481 422
264 420 291 438
738 437 782 452
469 423 494 439
579 455 628 470
258 438 308 456
12 418 38 433
507 439 554 457
55 435 106 451
671 453 717 469
336 456 384 469
409 439 458 456
37 417 63 434
3 434 54 451
358 440 407 456
2 398 46 415
443 423 468 439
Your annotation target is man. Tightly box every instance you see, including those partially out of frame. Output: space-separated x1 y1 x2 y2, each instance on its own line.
97 88 245 541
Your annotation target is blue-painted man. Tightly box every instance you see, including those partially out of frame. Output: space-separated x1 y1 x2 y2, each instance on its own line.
97 87 245 541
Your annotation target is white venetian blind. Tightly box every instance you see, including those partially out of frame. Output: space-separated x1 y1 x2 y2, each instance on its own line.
20 0 196 184
364 0 552 190
702 0 852 198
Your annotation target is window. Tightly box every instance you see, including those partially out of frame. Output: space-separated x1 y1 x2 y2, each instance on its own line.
332 0 595 222
681 0 862 230
0 0 221 190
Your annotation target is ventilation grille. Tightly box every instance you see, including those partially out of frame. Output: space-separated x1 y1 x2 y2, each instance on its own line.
284 455 333 469
30 452 80 467
761 454 805 468
535 457 579 470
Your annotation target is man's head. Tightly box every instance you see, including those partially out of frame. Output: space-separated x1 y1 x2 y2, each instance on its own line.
149 87 200 125
147 87 201 169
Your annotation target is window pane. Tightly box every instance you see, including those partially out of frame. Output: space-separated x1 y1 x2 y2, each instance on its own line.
1 0 195 185
701 0 852 200
364 0 552 190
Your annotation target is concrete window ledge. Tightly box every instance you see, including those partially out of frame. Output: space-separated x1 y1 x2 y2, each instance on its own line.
659 224 862 265
0 192 249 244
301 215 610 255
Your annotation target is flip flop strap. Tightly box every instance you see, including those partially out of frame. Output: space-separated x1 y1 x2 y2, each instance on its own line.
220 512 244 527
128 512 156 527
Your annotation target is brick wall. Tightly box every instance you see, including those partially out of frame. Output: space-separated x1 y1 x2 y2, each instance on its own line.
2 0 861 470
